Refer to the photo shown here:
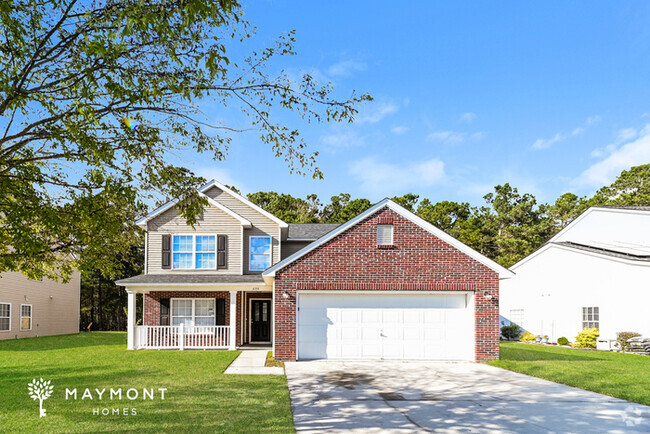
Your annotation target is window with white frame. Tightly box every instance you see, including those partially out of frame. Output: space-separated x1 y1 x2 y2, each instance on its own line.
171 299 215 327
20 304 32 331
172 235 216 269
582 306 599 329
249 236 272 271
0 303 10 331
377 224 394 245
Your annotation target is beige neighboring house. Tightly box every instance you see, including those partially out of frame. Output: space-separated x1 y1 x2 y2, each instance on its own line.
0 271 80 340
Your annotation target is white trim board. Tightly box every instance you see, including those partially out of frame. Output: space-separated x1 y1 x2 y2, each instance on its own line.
135 184 254 228
263 199 514 279
200 179 288 228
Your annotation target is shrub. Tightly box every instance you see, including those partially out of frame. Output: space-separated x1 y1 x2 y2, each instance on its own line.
520 331 536 342
501 324 522 340
557 336 569 345
574 327 599 348
617 331 642 351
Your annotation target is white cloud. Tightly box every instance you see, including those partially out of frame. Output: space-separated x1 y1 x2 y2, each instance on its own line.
585 115 602 126
321 130 366 152
427 130 466 144
390 126 409 135
356 101 400 124
349 156 446 196
427 130 485 144
576 129 650 187
590 127 639 158
531 116 598 150
459 112 477 123
326 60 367 77
615 127 637 143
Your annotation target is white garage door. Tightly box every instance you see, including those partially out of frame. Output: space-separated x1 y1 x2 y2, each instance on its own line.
297 292 475 361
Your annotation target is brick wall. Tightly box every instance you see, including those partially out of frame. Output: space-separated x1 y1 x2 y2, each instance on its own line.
274 207 500 361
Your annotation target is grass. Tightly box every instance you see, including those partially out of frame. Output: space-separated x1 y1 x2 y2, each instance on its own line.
487 341 650 406
265 351 285 368
0 332 294 433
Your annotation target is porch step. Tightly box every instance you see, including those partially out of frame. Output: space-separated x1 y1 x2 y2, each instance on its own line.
224 349 284 375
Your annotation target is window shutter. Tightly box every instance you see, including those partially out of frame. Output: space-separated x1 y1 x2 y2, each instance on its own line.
160 298 170 326
215 299 226 325
217 235 227 269
161 234 171 269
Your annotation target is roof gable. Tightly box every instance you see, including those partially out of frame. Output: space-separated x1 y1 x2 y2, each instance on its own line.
263 199 513 279
136 179 285 228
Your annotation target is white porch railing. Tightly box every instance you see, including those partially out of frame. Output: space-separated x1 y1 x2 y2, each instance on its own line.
134 325 231 350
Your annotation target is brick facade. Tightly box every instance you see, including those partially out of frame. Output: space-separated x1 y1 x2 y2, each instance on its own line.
274 207 500 362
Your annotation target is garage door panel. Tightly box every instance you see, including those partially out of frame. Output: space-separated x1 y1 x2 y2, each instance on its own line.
297 293 474 361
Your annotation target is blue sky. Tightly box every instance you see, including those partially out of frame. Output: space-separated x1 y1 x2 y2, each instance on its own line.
187 1 650 207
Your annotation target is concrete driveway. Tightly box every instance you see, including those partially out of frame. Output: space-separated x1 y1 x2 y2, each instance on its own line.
285 361 650 433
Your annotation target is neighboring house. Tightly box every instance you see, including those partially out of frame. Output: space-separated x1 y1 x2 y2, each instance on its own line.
117 179 512 361
0 271 81 340
500 206 650 345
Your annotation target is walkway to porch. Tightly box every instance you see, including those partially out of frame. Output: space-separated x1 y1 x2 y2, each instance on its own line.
224 348 284 375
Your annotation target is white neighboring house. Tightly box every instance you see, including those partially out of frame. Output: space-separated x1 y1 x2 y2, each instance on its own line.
500 206 650 345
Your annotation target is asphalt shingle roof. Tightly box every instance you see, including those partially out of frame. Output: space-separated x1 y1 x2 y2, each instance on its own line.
287 223 341 240
115 274 265 285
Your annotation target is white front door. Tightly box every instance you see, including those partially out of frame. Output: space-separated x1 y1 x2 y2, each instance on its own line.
297 292 475 361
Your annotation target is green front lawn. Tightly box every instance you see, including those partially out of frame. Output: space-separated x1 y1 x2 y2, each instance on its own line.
488 341 650 406
0 332 293 432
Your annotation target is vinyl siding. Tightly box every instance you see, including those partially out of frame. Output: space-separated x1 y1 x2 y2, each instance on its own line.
147 203 243 274
0 271 80 340
281 241 312 260
203 186 281 273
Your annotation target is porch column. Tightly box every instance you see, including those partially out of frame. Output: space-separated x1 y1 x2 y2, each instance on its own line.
127 290 136 350
229 290 237 350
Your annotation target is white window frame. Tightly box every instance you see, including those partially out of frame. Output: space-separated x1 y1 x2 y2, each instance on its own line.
509 309 524 329
377 224 394 246
171 234 217 270
249 236 272 271
20 304 32 331
582 306 599 329
0 302 10 332
170 298 216 328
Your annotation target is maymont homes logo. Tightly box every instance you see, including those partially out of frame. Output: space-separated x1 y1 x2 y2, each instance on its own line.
28 378 53 417
27 378 167 417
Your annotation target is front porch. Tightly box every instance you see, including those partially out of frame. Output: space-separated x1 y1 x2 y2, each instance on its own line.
125 287 273 350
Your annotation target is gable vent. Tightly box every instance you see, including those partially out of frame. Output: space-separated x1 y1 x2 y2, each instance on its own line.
377 224 394 246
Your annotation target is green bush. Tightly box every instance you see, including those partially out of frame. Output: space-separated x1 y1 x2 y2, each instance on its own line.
557 336 569 345
520 331 536 342
501 324 522 340
574 327 599 348
617 331 642 351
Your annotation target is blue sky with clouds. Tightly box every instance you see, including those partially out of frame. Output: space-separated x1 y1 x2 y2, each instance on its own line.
188 1 650 207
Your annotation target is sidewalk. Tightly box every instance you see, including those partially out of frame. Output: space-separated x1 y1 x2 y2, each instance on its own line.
224 349 285 375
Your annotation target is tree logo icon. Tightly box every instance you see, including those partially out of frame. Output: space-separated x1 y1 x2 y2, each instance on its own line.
28 378 53 417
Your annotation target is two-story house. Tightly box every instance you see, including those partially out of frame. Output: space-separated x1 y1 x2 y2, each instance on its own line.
117 179 512 361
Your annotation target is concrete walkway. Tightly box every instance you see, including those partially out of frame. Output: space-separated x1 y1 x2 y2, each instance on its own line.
286 360 650 433
224 349 284 375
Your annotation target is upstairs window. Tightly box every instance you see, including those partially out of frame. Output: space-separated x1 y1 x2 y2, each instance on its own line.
0 303 9 331
377 224 394 246
582 306 599 329
172 235 216 270
249 236 272 271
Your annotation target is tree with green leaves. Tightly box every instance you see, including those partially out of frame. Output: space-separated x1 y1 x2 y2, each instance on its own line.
590 164 650 206
247 191 321 223
322 193 372 223
0 0 370 280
